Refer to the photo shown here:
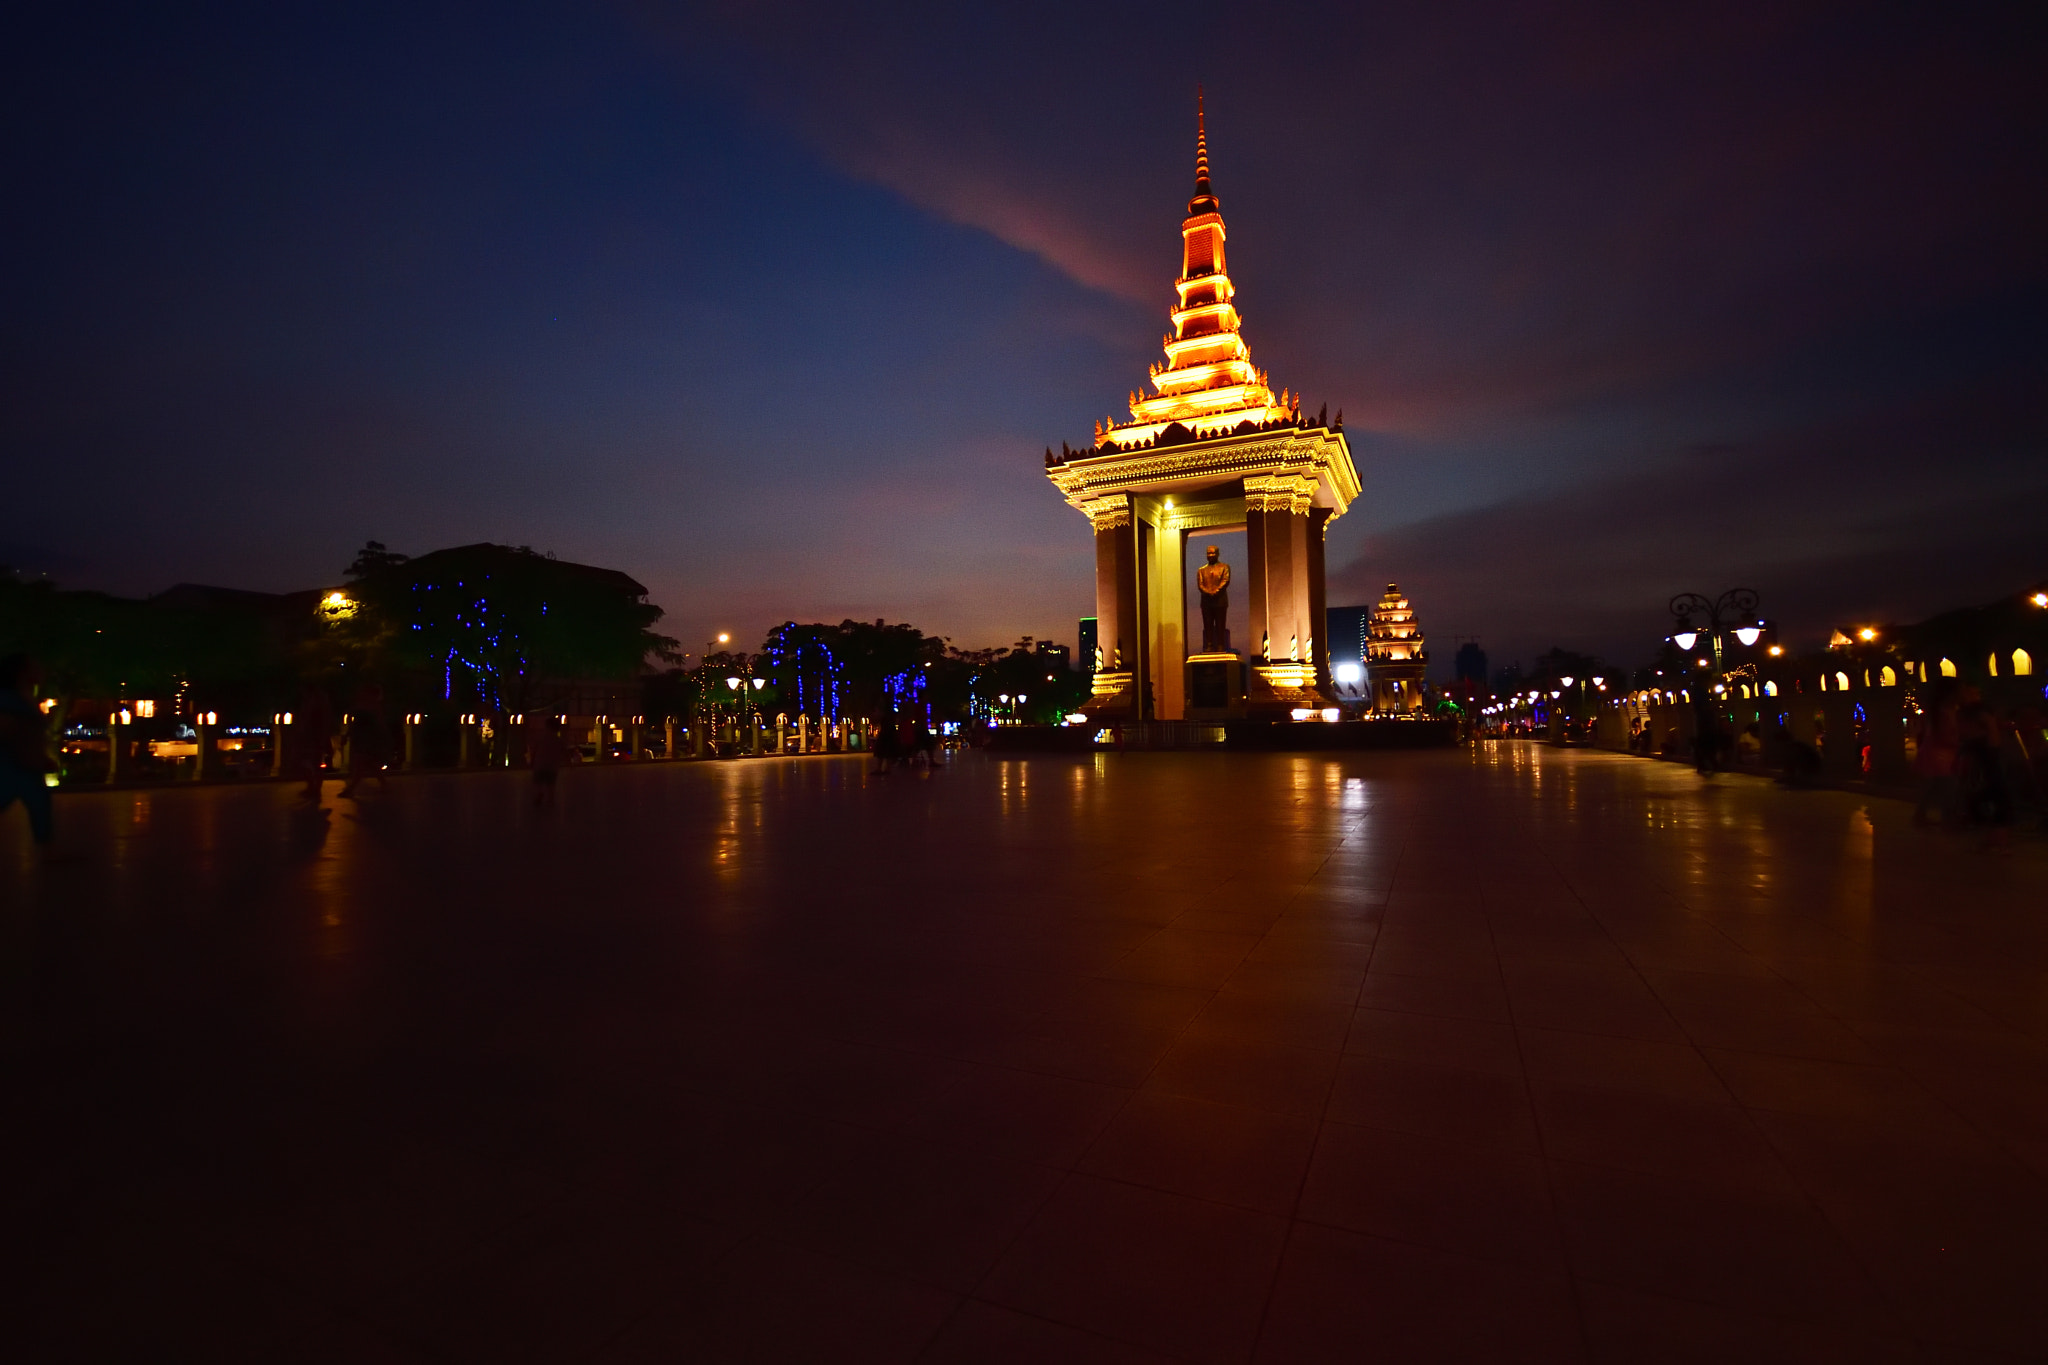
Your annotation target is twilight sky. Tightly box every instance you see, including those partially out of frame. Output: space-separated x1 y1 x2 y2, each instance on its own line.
4 1 2042 670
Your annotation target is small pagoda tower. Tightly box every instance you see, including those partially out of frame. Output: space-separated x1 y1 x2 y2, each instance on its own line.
1044 94 1360 720
1366 583 1428 714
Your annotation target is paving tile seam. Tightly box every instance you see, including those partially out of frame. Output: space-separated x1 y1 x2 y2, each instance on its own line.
1525 779 1945 1351
914 1297 1197 1364
1243 830 1398 1362
1478 866 1600 1363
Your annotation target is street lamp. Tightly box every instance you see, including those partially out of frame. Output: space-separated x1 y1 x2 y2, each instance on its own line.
1668 589 1763 677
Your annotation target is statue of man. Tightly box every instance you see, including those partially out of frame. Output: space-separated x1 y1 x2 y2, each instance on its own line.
1196 545 1231 652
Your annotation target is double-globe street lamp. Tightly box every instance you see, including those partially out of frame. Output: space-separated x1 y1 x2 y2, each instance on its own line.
1668 590 1767 678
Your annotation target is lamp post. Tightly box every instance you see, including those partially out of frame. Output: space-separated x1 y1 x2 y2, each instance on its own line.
1668 589 1765 678
717 655 770 755
1668 590 1766 773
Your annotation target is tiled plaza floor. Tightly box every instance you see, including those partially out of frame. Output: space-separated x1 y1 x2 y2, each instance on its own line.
5 745 2047 1361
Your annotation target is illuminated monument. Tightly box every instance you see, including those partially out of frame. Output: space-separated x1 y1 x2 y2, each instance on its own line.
1045 96 1359 720
1365 582 1428 713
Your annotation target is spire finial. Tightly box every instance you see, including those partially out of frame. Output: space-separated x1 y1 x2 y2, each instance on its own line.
1187 86 1219 215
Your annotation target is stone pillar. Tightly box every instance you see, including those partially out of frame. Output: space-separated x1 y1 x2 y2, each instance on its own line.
1245 475 1317 707
1308 507 1332 691
1820 687 1861 779
1866 686 1908 781
589 716 608 763
193 711 218 781
1244 506 1269 668
268 711 287 778
665 719 679 759
1086 498 1138 714
1785 685 1819 750
628 718 643 761
458 716 480 768
692 719 706 758
109 709 130 783
749 715 762 754
403 714 421 770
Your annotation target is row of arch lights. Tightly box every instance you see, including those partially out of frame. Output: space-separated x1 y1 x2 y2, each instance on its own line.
1480 674 1611 716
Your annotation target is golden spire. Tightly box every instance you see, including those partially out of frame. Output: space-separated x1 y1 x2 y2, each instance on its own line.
1087 91 1302 450
1190 86 1216 214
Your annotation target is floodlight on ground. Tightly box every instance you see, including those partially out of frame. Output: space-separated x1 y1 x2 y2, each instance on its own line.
1321 708 1340 722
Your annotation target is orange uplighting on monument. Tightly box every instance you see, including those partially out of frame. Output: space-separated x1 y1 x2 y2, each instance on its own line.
1095 91 1298 449
1043 92 1360 724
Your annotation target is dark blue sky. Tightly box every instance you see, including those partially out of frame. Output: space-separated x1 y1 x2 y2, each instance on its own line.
5 2 2042 668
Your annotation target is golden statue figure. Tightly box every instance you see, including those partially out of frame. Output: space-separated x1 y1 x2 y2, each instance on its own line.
1196 545 1231 652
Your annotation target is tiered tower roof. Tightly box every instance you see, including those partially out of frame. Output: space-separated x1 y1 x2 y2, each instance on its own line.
1367 583 1425 664
1096 92 1300 450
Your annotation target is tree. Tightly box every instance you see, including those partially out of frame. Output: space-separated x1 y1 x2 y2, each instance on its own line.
345 543 678 712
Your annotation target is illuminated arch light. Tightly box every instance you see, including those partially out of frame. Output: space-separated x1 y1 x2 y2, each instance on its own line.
1835 672 1850 690
1764 681 1778 697
1879 666 1896 686
2016 648 2034 677
1988 653 1999 677
1940 658 1957 677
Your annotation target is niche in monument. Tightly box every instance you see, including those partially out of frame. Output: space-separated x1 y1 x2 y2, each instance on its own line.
1184 530 1248 719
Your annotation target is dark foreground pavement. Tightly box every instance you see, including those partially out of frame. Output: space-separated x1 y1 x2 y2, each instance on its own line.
5 747 2047 1362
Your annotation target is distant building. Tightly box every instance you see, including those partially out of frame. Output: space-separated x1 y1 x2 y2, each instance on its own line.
1365 583 1428 714
1454 642 1488 688
1078 617 1098 674
1324 605 1371 701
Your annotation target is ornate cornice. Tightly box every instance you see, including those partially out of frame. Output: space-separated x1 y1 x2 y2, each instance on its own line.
1083 496 1131 531
1048 427 1358 525
1243 473 1318 516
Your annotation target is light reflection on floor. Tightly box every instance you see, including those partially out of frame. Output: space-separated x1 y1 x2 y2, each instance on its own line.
5 746 2047 1359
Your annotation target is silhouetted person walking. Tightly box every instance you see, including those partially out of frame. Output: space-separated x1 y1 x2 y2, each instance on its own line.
338 682 391 798
528 713 564 808
297 682 335 803
0 654 62 859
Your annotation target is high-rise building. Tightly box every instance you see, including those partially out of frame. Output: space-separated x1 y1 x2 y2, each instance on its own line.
1365 583 1428 713
1078 617 1098 674
1325 605 1372 700
1454 642 1488 688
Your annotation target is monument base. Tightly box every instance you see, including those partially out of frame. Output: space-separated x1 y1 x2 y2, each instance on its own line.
1083 669 1137 719
1184 652 1246 720
1247 661 1329 718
